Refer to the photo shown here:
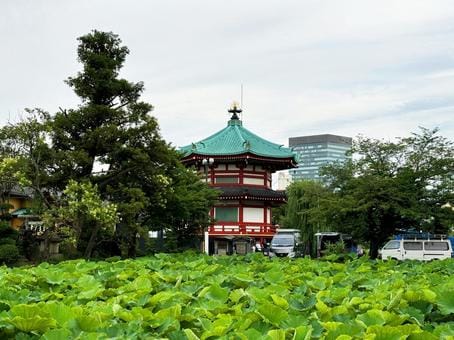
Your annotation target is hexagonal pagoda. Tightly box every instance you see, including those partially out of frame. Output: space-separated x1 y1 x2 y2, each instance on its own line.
180 104 297 255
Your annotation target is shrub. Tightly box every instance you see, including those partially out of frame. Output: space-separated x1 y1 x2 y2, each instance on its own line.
0 243 20 265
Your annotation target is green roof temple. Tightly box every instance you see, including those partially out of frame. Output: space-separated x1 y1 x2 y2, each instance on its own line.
180 104 297 167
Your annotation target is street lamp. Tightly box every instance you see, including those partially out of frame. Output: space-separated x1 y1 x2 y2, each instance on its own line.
202 158 214 183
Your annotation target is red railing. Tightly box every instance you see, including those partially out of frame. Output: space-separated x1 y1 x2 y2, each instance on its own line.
208 223 277 236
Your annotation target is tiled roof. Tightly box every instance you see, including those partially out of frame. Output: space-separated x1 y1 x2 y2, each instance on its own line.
180 114 296 161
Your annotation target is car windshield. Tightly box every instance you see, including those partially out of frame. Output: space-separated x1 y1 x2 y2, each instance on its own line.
271 237 294 246
383 241 400 250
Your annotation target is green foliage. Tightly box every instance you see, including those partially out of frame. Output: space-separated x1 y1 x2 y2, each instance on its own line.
0 255 451 338
280 180 334 255
63 180 118 230
0 243 19 264
324 241 346 256
155 164 219 251
321 128 454 258
0 221 19 264
0 31 217 260
44 180 118 258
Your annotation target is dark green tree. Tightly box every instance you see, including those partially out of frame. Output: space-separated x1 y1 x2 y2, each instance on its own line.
322 128 454 258
0 30 218 259
156 164 219 251
48 30 216 257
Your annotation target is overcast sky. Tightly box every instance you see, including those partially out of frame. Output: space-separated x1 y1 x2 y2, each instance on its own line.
2 0 454 148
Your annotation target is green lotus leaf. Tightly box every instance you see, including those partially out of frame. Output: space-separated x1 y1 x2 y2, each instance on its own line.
149 291 175 306
435 288 454 315
335 336 352 340
264 270 285 285
201 325 230 339
324 322 364 339
322 321 343 331
357 309 390 327
257 302 288 326
315 300 331 316
42 302 73 327
407 331 438 340
292 325 312 340
366 324 422 340
44 271 66 285
183 328 200 340
239 328 264 339
386 289 404 311
231 273 254 288
404 289 436 303
41 328 72 340
329 287 350 303
307 277 327 291
11 304 49 319
153 304 181 323
156 317 180 335
289 294 316 311
76 275 104 300
75 314 103 332
76 331 107 340
271 294 289 309
432 323 454 337
128 275 153 292
229 288 246 303
267 329 286 340
204 284 229 303
10 316 56 333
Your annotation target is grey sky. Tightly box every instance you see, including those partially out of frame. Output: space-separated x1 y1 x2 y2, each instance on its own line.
2 0 454 148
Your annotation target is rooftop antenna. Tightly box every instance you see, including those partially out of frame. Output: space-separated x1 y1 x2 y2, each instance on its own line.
240 84 244 121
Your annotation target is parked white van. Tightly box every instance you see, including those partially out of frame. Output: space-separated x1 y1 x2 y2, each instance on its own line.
380 238 453 261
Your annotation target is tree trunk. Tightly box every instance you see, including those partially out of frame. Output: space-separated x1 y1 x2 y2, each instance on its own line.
127 235 137 258
369 238 380 259
84 224 101 259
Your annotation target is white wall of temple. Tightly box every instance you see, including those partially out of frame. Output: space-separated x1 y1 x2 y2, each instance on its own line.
243 207 264 223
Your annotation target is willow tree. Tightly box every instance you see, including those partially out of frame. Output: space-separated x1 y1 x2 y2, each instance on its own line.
280 180 334 255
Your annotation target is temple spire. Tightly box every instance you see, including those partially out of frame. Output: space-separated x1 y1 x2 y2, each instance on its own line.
228 101 242 120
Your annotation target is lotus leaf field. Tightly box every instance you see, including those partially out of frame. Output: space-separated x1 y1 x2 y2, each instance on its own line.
0 253 453 339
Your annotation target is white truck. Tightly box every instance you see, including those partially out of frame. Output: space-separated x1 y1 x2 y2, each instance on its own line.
380 235 453 261
269 229 301 258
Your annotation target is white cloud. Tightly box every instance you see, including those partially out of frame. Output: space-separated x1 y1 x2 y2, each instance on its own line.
1 0 454 147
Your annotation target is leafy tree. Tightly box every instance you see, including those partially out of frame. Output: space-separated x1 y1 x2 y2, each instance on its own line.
322 128 454 258
0 30 218 259
0 110 53 210
43 30 186 256
155 164 219 251
280 180 334 255
44 180 118 258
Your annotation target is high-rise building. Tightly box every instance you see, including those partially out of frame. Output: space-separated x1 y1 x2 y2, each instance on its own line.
289 134 352 181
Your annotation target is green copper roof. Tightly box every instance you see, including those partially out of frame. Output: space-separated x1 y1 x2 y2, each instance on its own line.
181 110 296 160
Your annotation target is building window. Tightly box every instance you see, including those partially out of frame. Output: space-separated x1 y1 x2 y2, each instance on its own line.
215 207 238 222
243 177 264 185
215 177 238 184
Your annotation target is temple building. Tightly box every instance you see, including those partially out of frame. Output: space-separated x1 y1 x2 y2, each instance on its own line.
180 104 297 255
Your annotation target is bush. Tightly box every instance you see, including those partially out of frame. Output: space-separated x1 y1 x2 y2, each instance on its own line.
0 244 20 265
0 221 18 239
